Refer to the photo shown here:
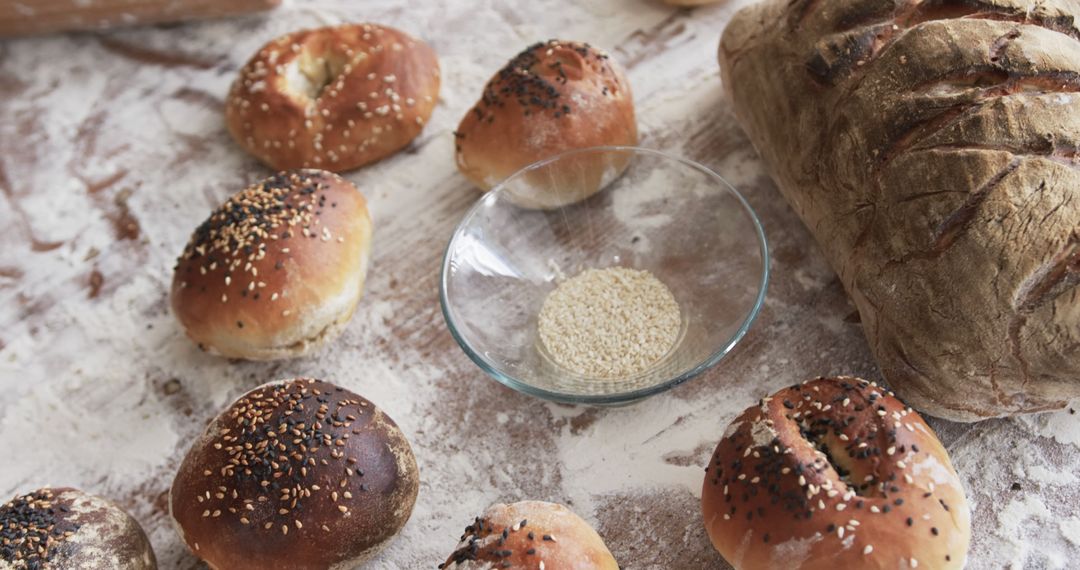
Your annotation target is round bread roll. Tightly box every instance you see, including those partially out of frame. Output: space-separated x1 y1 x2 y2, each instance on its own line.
170 378 419 570
0 487 156 569
438 501 618 569
455 40 637 209
701 377 971 569
226 23 439 171
171 169 372 360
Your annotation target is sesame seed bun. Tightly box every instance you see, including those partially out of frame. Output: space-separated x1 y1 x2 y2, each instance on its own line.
701 376 971 570
439 501 619 570
454 40 637 209
170 169 372 360
225 23 440 172
0 487 156 569
169 378 419 570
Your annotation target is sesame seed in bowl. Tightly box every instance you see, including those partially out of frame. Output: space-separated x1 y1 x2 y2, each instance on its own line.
440 146 769 405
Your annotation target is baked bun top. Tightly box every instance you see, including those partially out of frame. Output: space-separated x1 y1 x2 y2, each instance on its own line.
0 487 156 569
439 501 619 570
226 23 440 171
702 376 970 570
455 39 637 191
171 169 371 360
170 378 419 570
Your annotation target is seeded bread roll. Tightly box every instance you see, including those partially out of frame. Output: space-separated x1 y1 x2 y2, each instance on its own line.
701 377 971 570
226 23 440 172
439 501 619 570
170 378 419 570
171 169 372 360
0 487 156 569
455 40 637 209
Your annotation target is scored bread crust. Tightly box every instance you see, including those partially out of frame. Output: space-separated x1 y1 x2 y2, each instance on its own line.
719 0 1080 421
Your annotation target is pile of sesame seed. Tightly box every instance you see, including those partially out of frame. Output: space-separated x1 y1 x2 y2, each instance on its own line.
0 488 79 568
175 170 342 321
439 516 555 569
190 378 372 536
538 266 680 379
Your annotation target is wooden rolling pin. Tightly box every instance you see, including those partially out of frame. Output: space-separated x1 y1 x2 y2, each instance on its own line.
0 0 280 37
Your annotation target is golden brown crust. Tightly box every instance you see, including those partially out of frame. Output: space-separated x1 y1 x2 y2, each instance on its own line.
439 501 619 570
701 377 970 570
454 40 636 206
170 169 372 360
719 0 1080 420
0 487 156 569
170 378 419 570
226 23 439 171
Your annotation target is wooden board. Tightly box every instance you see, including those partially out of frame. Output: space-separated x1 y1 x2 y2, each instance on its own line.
0 0 279 37
0 0 1077 568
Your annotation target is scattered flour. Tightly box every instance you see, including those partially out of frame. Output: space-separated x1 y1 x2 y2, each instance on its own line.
0 1 1077 569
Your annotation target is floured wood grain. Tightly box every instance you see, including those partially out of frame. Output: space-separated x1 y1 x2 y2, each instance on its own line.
0 1 1077 569
0 0 280 37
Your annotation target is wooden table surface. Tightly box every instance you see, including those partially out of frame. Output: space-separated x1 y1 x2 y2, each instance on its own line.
1 1 1078 568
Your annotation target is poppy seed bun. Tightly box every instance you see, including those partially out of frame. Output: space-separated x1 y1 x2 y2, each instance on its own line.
0 487 156 569
454 40 637 209
702 377 971 570
171 170 372 360
439 501 619 569
226 23 440 172
170 378 419 570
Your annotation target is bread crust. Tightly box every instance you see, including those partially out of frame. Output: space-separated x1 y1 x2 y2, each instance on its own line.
170 169 372 360
719 0 1080 420
0 487 157 569
702 377 970 570
439 501 619 570
455 40 636 207
226 23 439 172
170 378 419 570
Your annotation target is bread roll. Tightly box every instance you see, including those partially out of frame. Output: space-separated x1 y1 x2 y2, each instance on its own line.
718 0 1080 420
171 169 372 360
170 378 419 570
0 487 156 569
226 23 439 172
439 501 619 569
455 40 637 209
702 377 970 569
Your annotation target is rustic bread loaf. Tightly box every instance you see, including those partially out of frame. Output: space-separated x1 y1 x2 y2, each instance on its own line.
719 0 1080 421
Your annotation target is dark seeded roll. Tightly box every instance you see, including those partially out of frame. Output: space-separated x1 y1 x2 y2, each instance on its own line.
701 377 971 570
438 501 619 569
454 40 637 209
0 487 156 569
171 169 372 360
170 378 419 570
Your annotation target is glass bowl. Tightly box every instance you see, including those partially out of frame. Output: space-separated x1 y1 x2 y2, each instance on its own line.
440 146 769 405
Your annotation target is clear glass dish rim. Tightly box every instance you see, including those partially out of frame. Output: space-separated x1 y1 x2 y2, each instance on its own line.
439 145 771 405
